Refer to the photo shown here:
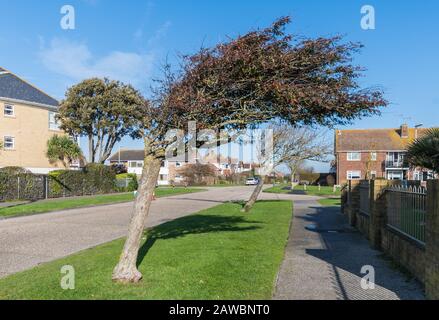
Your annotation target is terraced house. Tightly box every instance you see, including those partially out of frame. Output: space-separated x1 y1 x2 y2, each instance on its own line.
0 67 65 173
334 124 435 185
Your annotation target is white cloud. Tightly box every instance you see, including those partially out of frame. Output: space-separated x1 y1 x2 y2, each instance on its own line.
38 38 155 87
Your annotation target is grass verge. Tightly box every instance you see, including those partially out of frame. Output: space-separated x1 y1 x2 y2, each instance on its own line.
0 188 203 218
318 198 341 207
0 200 292 300
264 184 341 197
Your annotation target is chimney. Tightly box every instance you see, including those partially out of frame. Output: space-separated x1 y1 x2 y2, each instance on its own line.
400 124 409 138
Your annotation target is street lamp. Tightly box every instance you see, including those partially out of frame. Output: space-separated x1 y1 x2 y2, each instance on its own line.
415 124 423 139
118 146 125 165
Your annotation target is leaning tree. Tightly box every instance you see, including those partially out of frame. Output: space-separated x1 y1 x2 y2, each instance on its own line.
57 78 145 164
112 17 387 283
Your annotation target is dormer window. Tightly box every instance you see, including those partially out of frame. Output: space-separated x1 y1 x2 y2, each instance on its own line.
4 104 14 117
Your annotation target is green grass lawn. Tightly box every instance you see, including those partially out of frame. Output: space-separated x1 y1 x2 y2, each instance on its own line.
0 200 293 300
264 184 341 197
0 187 203 218
318 198 341 207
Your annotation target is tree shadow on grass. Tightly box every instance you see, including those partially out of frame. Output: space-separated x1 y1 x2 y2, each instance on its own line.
137 214 262 267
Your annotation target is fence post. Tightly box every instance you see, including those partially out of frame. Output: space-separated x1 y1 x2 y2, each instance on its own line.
44 175 48 199
347 180 361 227
17 176 20 200
426 180 439 300
369 179 389 250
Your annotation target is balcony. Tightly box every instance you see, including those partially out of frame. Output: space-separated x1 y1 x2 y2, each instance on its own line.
384 160 409 169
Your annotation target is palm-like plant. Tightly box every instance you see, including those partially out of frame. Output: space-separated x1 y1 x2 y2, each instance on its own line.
46 135 83 168
407 128 439 174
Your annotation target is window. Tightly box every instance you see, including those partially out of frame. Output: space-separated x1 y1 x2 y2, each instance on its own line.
129 161 143 168
370 171 377 179
370 152 377 161
347 171 361 180
3 136 15 149
347 152 361 161
4 104 15 117
176 162 182 167
49 111 60 130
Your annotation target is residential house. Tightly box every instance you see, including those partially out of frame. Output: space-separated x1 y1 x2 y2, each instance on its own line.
334 124 435 185
108 149 262 185
108 149 185 185
200 151 262 176
0 67 67 173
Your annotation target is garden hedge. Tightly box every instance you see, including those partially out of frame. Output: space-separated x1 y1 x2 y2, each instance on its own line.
0 164 117 202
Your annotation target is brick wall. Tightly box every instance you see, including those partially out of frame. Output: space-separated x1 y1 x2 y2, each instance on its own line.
342 179 439 299
381 227 426 283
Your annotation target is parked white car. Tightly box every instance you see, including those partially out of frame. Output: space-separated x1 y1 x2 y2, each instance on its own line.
246 178 260 186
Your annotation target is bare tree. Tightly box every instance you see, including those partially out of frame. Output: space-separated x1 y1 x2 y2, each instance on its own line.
243 124 331 212
282 126 331 187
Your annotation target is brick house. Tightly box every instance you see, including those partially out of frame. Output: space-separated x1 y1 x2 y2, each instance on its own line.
334 124 435 185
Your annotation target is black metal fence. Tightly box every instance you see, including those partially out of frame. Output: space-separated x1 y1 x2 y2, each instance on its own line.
0 169 116 202
386 185 427 244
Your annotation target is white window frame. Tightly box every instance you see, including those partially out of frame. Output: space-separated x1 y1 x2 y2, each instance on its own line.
347 152 361 161
347 170 361 180
48 111 60 131
3 136 15 150
370 152 377 161
4 104 15 117
129 161 143 168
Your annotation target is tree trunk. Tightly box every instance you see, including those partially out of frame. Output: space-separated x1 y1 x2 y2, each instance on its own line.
242 177 264 213
88 136 95 163
112 155 162 283
290 167 297 189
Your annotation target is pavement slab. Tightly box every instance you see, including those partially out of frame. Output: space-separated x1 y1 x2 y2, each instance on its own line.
273 199 425 300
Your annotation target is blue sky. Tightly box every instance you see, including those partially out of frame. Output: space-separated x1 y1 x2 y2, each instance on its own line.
1 0 438 171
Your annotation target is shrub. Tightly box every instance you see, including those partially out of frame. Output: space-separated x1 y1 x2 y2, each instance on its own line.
1 165 117 202
48 164 116 198
116 173 138 192
326 174 336 187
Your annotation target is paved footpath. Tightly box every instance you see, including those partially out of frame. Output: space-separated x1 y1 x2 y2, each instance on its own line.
273 199 425 300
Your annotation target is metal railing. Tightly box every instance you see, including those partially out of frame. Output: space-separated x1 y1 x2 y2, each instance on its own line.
359 181 370 216
384 161 409 169
386 185 426 244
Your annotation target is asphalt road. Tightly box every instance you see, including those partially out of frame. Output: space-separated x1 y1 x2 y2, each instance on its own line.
0 186 312 278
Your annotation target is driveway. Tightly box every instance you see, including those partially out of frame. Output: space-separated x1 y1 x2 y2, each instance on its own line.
0 186 313 278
